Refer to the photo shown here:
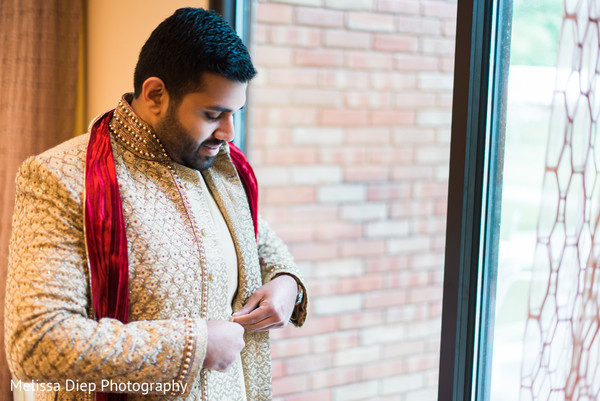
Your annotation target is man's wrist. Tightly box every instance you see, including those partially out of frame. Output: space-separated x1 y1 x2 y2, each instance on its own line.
274 273 303 305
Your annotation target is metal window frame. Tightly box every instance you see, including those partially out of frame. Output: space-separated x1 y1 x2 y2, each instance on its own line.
209 0 253 153
438 0 512 399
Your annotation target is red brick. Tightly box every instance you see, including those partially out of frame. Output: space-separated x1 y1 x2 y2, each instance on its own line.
273 374 310 397
404 352 440 372
288 242 339 262
443 19 457 36
385 304 430 323
391 166 435 181
368 183 412 201
413 216 447 234
272 359 286 379
390 200 435 218
284 316 339 338
345 93 393 109
374 33 418 52
307 280 339 297
267 67 319 87
395 53 439 71
256 3 294 24
324 29 372 49
249 2 453 399
383 340 428 358
287 205 339 223
314 221 364 241
413 181 448 198
311 331 361 353
271 337 312 359
272 222 315 243
293 88 342 107
385 271 431 288
255 25 269 44
264 147 320 165
345 165 389 182
396 15 442 35
285 390 333 401
253 87 293 105
346 11 395 32
320 109 369 126
395 91 437 107
377 0 420 14
364 290 409 309
295 49 344 67
318 148 368 165
366 255 409 272
262 106 320 126
441 55 456 72
346 51 394 70
367 147 414 165
370 110 416 126
270 25 322 47
254 45 294 66
371 72 418 89
285 354 332 375
421 37 456 55
263 186 316 205
360 359 406 380
345 127 392 144
338 310 385 330
310 367 360 390
250 127 294 147
296 7 345 28
422 1 458 19
393 127 437 144
408 285 443 303
338 274 385 293
319 70 371 89
340 239 386 257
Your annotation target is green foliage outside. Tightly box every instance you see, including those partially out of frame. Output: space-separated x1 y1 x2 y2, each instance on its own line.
510 0 562 66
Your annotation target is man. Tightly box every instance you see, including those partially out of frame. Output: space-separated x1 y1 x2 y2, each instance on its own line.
5 8 307 401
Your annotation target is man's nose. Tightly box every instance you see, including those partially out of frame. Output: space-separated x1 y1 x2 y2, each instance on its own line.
214 114 235 142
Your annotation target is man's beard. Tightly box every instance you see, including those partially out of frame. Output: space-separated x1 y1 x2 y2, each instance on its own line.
155 108 223 172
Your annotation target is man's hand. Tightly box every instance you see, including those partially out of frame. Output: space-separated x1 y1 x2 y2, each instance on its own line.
203 320 245 372
232 275 298 332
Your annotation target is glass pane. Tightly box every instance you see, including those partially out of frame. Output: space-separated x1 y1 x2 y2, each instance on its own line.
488 0 563 400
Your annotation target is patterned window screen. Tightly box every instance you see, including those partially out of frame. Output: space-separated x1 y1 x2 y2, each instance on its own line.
520 1 600 399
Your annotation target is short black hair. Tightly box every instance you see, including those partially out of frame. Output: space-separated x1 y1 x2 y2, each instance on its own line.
133 8 256 101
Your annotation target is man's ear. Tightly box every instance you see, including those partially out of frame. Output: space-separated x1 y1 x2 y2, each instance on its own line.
140 77 170 118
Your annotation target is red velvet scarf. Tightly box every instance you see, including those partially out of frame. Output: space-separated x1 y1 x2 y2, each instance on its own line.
84 111 258 401
229 142 259 238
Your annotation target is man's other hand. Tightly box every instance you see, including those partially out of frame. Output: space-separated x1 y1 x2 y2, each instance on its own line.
232 274 298 331
203 320 245 372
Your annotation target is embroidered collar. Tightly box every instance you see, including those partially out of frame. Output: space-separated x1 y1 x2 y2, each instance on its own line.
109 94 170 162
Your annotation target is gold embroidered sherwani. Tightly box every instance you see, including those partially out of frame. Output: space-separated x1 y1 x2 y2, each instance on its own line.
5 97 307 401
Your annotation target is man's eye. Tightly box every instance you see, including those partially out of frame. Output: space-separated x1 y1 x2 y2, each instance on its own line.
205 112 221 121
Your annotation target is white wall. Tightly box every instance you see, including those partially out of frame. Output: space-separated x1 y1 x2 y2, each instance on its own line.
86 0 210 121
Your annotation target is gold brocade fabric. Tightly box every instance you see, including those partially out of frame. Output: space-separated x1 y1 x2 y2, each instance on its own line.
5 97 308 401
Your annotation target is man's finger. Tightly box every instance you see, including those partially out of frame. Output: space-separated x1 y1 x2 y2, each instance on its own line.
239 315 280 332
233 301 272 325
233 292 263 317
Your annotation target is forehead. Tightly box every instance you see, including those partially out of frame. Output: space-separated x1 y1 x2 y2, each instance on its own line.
179 72 248 111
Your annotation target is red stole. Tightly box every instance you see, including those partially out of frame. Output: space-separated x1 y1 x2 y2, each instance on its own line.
84 111 258 401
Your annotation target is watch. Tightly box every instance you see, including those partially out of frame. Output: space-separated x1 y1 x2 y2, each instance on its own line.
295 282 304 306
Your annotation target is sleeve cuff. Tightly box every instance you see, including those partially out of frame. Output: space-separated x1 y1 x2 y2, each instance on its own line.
172 318 207 396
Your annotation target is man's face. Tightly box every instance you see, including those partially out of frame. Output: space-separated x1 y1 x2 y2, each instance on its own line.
155 72 247 171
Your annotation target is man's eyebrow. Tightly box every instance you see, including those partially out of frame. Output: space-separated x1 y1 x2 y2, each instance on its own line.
205 105 245 112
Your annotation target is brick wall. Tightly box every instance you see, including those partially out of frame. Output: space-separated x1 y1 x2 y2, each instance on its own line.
247 0 456 399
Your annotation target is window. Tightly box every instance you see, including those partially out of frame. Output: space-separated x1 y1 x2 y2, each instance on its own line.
438 0 583 400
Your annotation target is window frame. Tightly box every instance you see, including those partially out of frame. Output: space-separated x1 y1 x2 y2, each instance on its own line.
209 0 253 153
438 0 512 399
